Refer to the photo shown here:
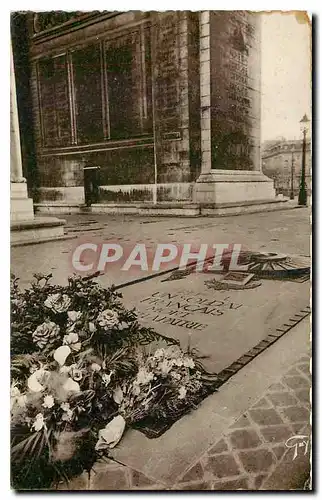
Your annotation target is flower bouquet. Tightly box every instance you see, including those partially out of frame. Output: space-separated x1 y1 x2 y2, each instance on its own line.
11 273 217 490
95 345 217 448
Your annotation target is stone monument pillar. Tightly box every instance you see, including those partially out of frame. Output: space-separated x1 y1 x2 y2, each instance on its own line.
10 41 66 244
10 42 34 221
194 11 276 207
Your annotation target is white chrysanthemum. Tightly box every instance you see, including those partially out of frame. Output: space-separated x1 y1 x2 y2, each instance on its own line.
61 412 73 422
183 357 195 369
60 402 73 421
136 368 154 385
42 395 55 409
159 359 174 376
153 348 165 359
60 402 70 412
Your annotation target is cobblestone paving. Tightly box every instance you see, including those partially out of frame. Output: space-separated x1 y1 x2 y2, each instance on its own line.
172 354 311 491
56 353 311 491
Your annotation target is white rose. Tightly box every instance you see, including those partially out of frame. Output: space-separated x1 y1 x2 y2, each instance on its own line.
97 309 119 329
44 293 71 313
32 321 60 350
67 311 82 323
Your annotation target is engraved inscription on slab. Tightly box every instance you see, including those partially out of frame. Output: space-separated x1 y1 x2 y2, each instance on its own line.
138 291 244 331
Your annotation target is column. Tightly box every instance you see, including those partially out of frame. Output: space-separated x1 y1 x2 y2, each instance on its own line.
11 42 26 183
10 40 34 221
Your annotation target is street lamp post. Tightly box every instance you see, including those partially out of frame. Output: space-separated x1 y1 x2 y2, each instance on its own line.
290 145 295 200
298 114 310 206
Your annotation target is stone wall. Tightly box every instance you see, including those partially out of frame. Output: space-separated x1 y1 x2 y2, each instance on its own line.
27 11 200 203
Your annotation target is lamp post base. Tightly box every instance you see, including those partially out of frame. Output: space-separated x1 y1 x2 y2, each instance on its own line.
298 187 307 206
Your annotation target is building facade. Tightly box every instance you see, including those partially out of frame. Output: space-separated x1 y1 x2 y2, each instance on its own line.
262 139 311 197
11 11 276 210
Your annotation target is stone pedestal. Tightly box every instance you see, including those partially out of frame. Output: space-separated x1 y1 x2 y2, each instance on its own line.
10 182 34 222
195 170 276 205
10 41 66 245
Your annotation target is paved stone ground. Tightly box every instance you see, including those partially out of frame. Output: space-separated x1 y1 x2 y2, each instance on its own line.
11 207 310 289
56 352 311 491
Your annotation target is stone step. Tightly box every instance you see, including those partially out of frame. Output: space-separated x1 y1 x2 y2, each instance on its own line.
34 199 301 218
10 216 69 246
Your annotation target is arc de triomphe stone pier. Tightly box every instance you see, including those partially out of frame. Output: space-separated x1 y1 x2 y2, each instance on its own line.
194 11 276 208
